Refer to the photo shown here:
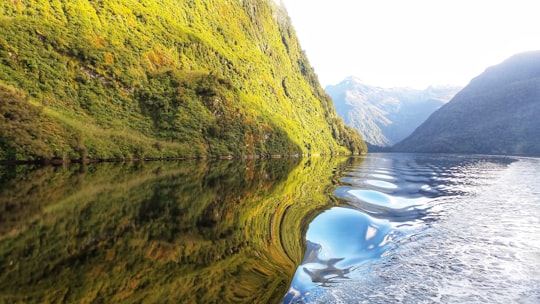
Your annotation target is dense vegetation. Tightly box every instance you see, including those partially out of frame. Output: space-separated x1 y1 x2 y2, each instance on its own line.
393 51 540 156
0 0 365 161
0 157 356 303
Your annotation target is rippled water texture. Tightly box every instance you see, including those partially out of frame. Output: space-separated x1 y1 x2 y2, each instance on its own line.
284 153 540 303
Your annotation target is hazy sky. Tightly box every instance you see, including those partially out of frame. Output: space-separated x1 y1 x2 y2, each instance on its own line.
279 0 540 89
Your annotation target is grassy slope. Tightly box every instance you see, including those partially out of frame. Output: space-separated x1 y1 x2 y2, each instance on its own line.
0 0 366 161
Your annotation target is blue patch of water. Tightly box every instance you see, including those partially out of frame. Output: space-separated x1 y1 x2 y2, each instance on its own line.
283 207 391 303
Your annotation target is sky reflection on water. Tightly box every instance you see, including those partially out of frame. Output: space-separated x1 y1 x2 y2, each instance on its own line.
283 153 540 303
283 207 391 303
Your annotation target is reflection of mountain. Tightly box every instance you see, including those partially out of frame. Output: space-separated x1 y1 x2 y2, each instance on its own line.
326 77 461 146
0 157 349 303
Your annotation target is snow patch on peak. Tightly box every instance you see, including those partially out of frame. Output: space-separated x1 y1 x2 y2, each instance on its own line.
343 76 364 85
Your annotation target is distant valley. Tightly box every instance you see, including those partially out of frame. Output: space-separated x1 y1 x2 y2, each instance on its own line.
326 77 461 147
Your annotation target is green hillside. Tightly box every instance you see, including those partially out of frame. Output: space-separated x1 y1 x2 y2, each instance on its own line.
0 0 365 162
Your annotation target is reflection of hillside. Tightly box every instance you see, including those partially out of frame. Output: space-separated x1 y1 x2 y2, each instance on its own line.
0 157 350 303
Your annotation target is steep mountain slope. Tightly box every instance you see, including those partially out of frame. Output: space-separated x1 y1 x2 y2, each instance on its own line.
393 51 540 156
0 0 365 162
326 77 460 146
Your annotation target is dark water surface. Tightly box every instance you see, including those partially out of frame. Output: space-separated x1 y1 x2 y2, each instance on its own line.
285 153 540 303
1 154 539 303
0 157 350 303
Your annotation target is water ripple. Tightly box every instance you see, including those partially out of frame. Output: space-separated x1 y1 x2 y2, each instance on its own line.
284 153 540 303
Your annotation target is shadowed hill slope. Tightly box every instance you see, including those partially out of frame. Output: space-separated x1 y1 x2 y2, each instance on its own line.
393 51 540 156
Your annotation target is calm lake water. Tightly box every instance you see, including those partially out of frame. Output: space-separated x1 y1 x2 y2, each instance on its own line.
1 153 539 303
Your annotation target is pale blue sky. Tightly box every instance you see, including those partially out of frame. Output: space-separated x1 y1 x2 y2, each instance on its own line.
279 0 540 89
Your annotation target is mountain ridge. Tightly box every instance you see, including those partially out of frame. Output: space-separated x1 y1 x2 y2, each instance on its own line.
393 51 540 156
326 77 461 146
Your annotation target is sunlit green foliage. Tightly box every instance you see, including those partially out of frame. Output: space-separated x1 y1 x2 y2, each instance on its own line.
0 0 366 161
0 83 85 160
0 157 356 303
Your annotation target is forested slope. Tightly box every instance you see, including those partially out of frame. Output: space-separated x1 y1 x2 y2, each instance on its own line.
0 0 365 162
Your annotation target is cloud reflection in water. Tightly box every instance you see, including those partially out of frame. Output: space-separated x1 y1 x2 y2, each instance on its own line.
283 207 391 303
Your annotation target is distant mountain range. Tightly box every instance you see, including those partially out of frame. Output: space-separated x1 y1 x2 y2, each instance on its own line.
393 51 540 156
326 77 461 146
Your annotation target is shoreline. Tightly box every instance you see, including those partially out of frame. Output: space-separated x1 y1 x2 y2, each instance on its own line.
0 152 362 166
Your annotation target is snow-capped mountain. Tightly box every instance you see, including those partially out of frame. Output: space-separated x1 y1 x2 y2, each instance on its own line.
326 77 461 146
